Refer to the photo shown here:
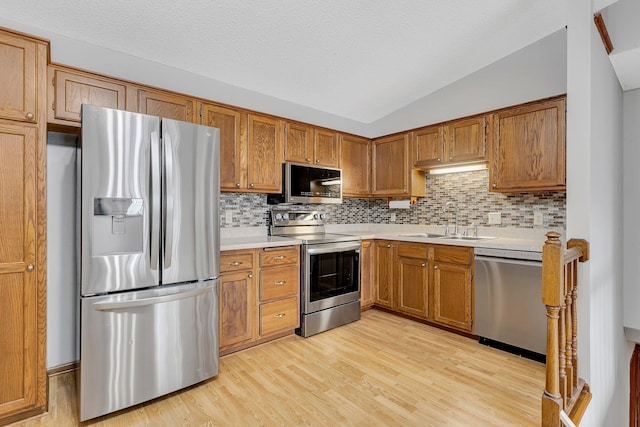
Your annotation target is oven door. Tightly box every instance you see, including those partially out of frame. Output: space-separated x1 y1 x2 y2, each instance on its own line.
302 241 361 314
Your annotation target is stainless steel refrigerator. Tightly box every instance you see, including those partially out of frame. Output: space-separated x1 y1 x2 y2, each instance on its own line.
79 105 220 421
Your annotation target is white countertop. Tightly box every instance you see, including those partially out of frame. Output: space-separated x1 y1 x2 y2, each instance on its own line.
220 224 563 252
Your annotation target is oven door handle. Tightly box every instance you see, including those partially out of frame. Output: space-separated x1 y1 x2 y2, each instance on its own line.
305 242 361 255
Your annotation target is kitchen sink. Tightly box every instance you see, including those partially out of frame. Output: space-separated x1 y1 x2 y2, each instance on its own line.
400 233 447 238
437 235 497 241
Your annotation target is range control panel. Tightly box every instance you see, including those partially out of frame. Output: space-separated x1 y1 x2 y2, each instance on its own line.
270 209 326 227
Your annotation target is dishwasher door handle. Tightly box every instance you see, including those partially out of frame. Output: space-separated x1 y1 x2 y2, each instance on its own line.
474 255 542 267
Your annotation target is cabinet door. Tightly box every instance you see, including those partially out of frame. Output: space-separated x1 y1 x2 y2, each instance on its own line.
246 114 283 193
447 116 486 163
490 98 565 192
0 123 39 416
372 134 409 195
284 122 313 164
340 134 371 197
219 270 255 350
432 262 472 332
314 129 339 168
0 32 39 123
414 125 444 167
360 240 374 308
137 89 196 122
396 256 428 318
49 67 127 125
373 241 394 308
202 104 245 191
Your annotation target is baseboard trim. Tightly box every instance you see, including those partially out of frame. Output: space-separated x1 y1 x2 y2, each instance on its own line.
47 361 78 378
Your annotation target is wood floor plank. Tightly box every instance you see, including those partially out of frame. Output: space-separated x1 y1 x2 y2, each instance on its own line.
9 310 544 426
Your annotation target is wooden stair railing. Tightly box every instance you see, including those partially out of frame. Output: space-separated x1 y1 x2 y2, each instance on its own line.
541 232 592 427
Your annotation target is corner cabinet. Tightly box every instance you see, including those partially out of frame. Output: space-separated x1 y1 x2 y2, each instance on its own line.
340 134 371 197
372 133 425 197
490 97 566 192
0 28 48 424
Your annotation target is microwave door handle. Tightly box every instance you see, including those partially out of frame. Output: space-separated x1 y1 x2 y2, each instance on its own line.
163 132 175 269
150 131 161 270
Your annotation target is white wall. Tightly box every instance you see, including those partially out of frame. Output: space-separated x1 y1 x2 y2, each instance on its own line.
46 134 79 369
567 0 632 425
624 89 640 337
368 29 567 136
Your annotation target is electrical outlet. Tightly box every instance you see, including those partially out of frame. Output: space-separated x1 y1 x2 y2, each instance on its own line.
488 212 501 225
533 211 544 226
225 210 233 225
390 212 396 222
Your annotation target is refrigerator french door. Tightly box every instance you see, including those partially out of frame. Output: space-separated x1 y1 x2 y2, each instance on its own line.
79 105 220 421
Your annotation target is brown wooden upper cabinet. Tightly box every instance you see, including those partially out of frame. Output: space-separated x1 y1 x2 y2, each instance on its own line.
135 88 197 123
0 31 44 123
48 66 127 126
490 97 565 193
372 133 425 197
201 103 246 191
284 121 338 168
414 115 487 169
339 134 371 197
246 114 284 193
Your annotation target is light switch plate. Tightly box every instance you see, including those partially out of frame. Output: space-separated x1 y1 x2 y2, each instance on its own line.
488 212 501 225
225 210 233 225
533 211 544 226
390 212 396 222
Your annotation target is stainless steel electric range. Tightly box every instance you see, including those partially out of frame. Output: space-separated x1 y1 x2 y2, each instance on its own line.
269 209 361 337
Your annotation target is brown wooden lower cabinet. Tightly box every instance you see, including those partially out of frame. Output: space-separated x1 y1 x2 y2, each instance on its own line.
371 240 473 334
220 246 300 355
360 240 374 309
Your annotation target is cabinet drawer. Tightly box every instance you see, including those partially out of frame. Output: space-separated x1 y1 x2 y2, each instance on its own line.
260 297 299 336
260 266 299 302
397 242 427 259
260 246 299 267
220 250 254 273
432 246 473 265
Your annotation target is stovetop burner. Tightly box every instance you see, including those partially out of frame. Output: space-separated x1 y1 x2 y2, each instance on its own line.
269 208 359 244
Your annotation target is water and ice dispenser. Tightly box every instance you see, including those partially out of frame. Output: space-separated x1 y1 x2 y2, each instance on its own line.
92 198 144 255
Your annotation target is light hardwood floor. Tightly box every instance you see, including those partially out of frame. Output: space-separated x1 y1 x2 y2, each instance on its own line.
11 310 545 426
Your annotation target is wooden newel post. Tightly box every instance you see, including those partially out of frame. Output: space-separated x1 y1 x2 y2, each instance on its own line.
542 231 563 426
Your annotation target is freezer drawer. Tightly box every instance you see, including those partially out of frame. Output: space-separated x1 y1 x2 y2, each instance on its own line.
79 280 219 421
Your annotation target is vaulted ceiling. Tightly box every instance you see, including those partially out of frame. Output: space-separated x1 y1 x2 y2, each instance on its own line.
2 1 571 124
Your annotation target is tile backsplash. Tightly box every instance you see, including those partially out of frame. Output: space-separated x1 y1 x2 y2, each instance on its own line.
220 169 565 229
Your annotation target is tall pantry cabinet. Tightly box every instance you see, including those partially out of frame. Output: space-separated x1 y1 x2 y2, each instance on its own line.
0 28 48 423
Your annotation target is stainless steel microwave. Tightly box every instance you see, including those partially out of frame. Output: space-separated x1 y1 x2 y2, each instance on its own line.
267 162 342 204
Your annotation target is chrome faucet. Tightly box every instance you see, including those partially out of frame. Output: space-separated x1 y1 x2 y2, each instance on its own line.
443 201 458 236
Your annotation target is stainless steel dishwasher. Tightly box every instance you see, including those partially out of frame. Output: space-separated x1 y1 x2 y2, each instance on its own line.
474 247 546 361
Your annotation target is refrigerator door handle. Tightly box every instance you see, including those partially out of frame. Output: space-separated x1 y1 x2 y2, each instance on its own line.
92 284 215 311
150 131 161 270
163 132 175 269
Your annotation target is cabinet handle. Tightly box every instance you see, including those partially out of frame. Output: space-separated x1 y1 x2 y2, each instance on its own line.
228 261 243 266
274 255 286 260
273 313 286 318
274 280 286 286
305 158 311 162
437 158 441 162
315 159 320 163
421 263 426 267
236 183 240 188
492 183 497 188
249 183 254 188
248 273 253 278
25 112 34 121
449 157 453 160
26 264 34 271
434 265 438 270
387 244 392 248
